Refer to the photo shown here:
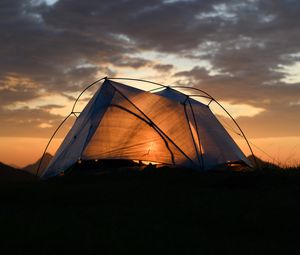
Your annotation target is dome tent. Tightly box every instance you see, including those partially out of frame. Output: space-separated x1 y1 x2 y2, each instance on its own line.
39 78 253 179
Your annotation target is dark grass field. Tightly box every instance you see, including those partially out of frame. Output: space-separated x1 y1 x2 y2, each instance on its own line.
1 166 300 254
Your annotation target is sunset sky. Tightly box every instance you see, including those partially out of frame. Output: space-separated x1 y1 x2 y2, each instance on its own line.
0 0 299 167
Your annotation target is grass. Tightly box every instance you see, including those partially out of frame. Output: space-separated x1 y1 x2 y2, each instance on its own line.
1 165 300 254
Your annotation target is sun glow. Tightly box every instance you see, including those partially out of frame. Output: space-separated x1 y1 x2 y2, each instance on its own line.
0 137 63 168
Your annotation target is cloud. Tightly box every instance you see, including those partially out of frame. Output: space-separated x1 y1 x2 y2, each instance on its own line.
237 104 300 138
0 75 41 106
0 106 71 137
111 56 152 69
38 104 65 110
0 0 299 139
174 66 300 138
153 64 173 72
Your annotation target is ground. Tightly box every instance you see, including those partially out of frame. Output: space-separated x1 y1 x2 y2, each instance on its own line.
1 168 300 254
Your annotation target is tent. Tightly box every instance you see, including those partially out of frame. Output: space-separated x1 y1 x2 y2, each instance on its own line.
40 78 252 178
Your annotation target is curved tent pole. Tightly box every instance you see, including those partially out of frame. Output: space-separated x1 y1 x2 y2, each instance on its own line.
36 112 74 176
211 99 259 169
71 77 107 113
109 77 257 168
110 104 175 164
38 76 258 176
160 84 257 169
174 84 258 168
108 77 169 89
107 79 197 167
36 77 107 177
185 95 213 100
187 98 205 169
183 101 202 169
169 86 214 100
108 78 214 100
110 78 257 168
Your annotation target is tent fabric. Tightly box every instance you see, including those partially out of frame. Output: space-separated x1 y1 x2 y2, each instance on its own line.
154 89 251 169
41 81 115 178
41 79 250 178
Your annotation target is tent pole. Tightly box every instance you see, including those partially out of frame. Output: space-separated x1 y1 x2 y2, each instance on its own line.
164 84 257 168
108 77 168 89
109 78 255 168
211 99 259 169
39 76 257 176
108 80 196 167
71 77 107 113
36 112 74 176
168 86 213 100
110 104 175 164
183 99 201 168
109 78 214 101
37 77 107 177
187 98 205 170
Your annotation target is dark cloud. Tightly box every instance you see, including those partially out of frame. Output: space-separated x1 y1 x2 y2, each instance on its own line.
175 66 300 105
38 104 64 110
0 0 141 94
153 64 173 72
110 56 152 69
0 74 41 106
41 0 218 52
0 106 73 137
175 66 300 138
0 87 39 106
0 0 299 138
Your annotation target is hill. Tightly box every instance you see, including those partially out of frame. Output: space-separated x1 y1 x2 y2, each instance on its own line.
23 153 53 175
0 162 19 172
247 155 285 170
0 162 36 182
1 167 300 253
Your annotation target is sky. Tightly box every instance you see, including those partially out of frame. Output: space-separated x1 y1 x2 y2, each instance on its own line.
0 0 299 167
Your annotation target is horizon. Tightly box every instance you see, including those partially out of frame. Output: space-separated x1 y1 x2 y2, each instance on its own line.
0 0 299 168
1 131 300 169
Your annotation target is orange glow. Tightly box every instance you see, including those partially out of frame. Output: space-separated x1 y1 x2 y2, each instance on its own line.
0 137 62 168
237 136 300 167
0 136 299 169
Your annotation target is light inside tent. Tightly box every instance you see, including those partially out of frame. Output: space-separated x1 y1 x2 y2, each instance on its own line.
132 160 160 165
